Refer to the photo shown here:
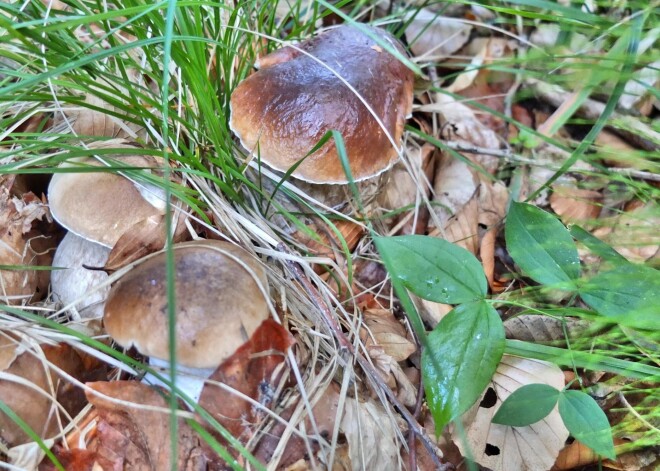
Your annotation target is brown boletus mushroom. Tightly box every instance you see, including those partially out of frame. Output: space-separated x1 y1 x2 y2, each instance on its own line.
103 240 269 399
229 25 414 185
48 153 165 248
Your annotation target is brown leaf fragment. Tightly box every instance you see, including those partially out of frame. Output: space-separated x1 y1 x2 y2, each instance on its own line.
0 175 52 305
0 337 88 448
198 319 295 446
404 9 472 60
504 315 590 343
85 381 210 471
292 219 364 262
39 446 100 471
104 212 189 272
361 309 415 362
550 185 603 224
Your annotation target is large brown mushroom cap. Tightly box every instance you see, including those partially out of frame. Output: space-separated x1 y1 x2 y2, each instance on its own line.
48 155 165 248
103 240 269 369
229 25 414 184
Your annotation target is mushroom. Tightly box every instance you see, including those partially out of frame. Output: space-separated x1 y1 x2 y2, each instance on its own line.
48 153 165 249
103 240 269 401
229 24 414 185
48 147 169 317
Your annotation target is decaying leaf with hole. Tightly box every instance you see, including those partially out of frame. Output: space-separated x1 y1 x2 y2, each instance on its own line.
452 355 569 471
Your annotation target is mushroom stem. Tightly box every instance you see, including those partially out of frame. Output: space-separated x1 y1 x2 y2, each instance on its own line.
144 357 215 404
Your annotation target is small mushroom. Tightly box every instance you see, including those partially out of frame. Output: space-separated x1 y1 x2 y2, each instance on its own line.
229 25 414 185
48 153 165 248
103 240 269 401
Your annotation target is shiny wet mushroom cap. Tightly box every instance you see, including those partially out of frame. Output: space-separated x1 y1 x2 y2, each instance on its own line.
229 25 414 184
103 240 269 369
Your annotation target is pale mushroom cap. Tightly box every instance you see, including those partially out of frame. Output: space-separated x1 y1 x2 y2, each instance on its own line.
103 240 269 368
48 156 164 248
229 25 414 184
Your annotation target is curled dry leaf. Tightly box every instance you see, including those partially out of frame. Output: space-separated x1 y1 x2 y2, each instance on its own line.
404 9 472 60
361 309 415 362
431 153 478 231
550 185 603 224
291 219 364 262
340 398 402 471
452 355 569 471
198 319 295 448
0 175 51 305
439 191 479 254
104 211 189 272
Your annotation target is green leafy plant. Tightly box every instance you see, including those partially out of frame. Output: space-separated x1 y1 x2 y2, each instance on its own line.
376 201 659 458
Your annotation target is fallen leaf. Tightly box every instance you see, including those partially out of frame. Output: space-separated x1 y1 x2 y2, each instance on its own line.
439 191 479 254
504 315 590 343
362 309 415 362
550 185 603 224
431 154 478 230
83 380 211 470
404 10 472 60
453 355 569 471
104 212 189 272
340 398 402 470
198 319 295 444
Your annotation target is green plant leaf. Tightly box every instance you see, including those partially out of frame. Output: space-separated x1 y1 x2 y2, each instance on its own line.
505 202 580 287
558 390 615 460
374 235 487 304
569 225 628 266
579 264 660 330
423 301 505 433
492 384 560 426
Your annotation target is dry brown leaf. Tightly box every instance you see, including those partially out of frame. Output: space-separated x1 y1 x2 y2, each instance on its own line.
413 296 453 328
431 154 478 230
0 175 51 305
504 315 590 343
592 201 659 263
83 381 211 470
441 192 479 254
376 142 435 235
340 398 401 470
198 319 295 445
478 179 509 227
292 219 364 261
404 9 472 60
104 212 189 272
453 355 569 471
550 185 603 224
553 439 658 471
362 309 415 362
0 336 88 448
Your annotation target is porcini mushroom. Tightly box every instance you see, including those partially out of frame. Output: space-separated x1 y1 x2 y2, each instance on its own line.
103 240 269 401
229 25 414 185
48 153 165 248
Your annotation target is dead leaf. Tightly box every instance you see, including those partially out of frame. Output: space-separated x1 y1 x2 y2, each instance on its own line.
362 309 415 362
550 185 603 224
592 201 659 263
0 336 88 448
504 315 590 342
198 319 295 445
83 381 211 470
453 355 569 471
440 192 479 254
431 154 478 230
0 175 51 305
340 398 401 470
404 10 472 60
104 212 189 272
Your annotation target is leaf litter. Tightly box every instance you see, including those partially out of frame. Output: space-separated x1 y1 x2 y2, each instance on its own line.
1 2 659 470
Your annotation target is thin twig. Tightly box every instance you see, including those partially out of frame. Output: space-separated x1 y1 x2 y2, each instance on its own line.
442 141 660 182
277 243 453 470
